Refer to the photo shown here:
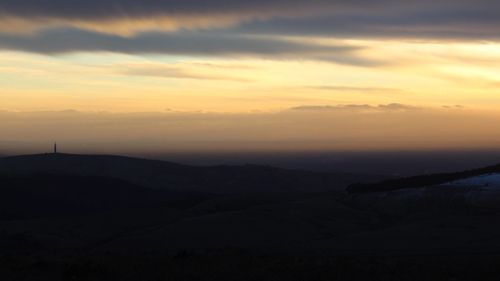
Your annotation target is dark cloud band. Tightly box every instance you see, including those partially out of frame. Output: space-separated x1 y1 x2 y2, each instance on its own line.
0 0 498 38
0 29 379 65
0 0 499 57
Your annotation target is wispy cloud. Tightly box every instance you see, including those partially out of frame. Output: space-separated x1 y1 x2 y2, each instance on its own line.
306 85 405 93
290 103 421 112
116 64 252 82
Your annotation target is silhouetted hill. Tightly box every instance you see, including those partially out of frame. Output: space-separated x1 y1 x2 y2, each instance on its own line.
347 163 500 193
0 174 207 220
0 153 383 193
3 157 500 280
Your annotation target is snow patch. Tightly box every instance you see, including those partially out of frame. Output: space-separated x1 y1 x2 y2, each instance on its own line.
444 173 500 189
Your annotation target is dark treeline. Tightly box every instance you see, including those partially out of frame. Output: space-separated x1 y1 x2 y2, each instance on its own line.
347 163 500 193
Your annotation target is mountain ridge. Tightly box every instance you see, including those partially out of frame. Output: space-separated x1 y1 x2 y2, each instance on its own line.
0 153 383 193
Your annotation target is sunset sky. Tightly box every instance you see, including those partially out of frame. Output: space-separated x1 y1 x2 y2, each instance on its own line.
1 0 500 153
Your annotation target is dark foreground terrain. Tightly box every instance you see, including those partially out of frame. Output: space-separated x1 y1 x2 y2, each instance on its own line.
2 153 500 280
4 252 500 281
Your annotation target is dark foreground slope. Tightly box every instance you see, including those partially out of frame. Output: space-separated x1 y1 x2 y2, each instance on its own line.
0 174 207 220
3 155 500 280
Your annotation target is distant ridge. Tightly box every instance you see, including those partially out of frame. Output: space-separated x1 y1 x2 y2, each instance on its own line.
0 153 381 194
347 163 500 193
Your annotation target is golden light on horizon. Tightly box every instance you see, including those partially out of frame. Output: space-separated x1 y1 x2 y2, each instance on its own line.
2 39 500 112
2 0 500 152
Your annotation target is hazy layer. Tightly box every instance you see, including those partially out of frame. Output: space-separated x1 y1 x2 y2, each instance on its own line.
1 106 500 155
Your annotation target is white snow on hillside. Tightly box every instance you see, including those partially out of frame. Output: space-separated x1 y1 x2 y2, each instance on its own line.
444 173 500 189
428 173 500 207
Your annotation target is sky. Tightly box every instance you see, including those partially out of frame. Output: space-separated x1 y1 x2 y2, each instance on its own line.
1 0 500 153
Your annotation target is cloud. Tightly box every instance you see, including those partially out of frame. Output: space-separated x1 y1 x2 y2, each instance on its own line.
1 1 498 60
116 64 252 82
290 103 421 112
442 105 465 109
307 85 404 93
0 0 337 35
235 7 500 40
377 103 421 111
0 29 378 65
0 0 499 40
